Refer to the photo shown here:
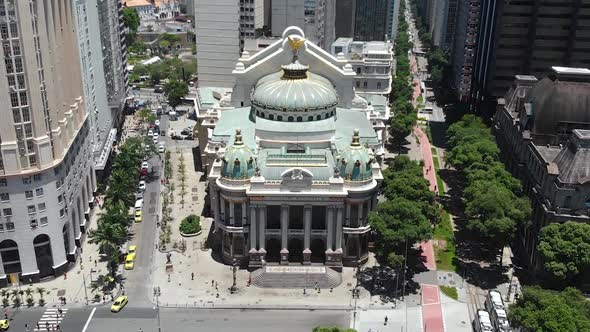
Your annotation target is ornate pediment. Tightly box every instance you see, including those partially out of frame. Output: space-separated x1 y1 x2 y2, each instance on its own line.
280 168 313 192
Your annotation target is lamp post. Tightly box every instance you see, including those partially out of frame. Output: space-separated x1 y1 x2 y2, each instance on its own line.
230 258 238 294
153 286 161 332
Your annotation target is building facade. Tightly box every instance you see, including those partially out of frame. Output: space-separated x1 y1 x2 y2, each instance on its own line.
239 0 265 42
74 0 120 174
271 0 335 50
97 0 128 132
194 0 240 88
0 0 96 285
471 0 590 109
203 27 383 268
450 0 480 101
493 67 590 269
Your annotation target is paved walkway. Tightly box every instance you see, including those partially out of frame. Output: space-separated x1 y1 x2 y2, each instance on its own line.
421 284 444 332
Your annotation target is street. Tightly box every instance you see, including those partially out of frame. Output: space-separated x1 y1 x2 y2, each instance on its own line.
7 306 350 332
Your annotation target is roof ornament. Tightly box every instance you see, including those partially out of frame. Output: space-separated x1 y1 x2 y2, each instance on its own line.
333 167 341 178
234 128 243 146
254 166 261 177
287 36 306 61
351 129 361 147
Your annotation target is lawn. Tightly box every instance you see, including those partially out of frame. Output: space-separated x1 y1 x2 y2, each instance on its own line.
432 156 445 195
434 211 457 272
439 285 458 300
431 147 437 156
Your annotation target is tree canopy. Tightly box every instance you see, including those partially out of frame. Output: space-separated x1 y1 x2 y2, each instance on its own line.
164 80 189 109
509 286 590 332
121 7 140 44
537 222 590 285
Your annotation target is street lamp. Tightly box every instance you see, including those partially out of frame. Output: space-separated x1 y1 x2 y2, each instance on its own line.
153 286 162 332
230 258 238 294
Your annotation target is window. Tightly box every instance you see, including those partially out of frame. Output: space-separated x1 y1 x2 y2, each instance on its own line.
59 208 65 218
377 82 382 89
21 108 30 122
37 203 45 211
297 116 302 122
29 219 37 228
0 179 6 187
25 190 33 199
35 188 43 196
363 81 367 88
6 222 14 231
288 116 294 122
0 224 4 232
40 216 47 226
0 193 9 201
57 194 63 203
12 109 20 123
356 81 360 88
33 174 41 182
277 115 283 121
27 205 35 214
28 155 36 166
2 208 11 216
24 123 32 137
22 177 31 184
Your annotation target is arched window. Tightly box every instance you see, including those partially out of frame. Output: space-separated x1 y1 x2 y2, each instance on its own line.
260 112 266 119
256 110 260 116
325 113 330 119
269 114 274 120
278 115 283 121
297 116 302 122
308 116 313 121
316 115 322 120
288 116 294 122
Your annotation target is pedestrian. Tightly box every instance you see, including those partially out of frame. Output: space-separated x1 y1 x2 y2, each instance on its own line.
80 247 83 254
25 323 29 332
191 272 194 280
45 322 49 330
57 324 61 331
63 272 67 280
94 260 97 267
314 281 318 290
3 312 7 320
63 297 67 305
303 288 306 295
211 279 214 287
36 322 39 330
102 295 106 303
216 292 219 298
139 329 143 332
384 316 388 325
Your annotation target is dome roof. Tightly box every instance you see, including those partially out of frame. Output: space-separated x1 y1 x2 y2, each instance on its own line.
530 77 590 136
221 129 256 179
251 60 338 112
336 129 374 181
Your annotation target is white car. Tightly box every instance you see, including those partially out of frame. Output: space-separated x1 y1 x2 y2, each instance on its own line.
158 143 165 153
138 181 146 191
153 131 159 139
154 119 160 127
152 136 158 144
147 129 153 137
141 161 149 171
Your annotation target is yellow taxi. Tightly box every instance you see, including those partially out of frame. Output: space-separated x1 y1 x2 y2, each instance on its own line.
124 253 136 270
134 210 142 223
110 295 128 312
0 319 9 330
128 245 137 255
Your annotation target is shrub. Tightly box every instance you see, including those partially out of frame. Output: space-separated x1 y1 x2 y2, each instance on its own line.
179 214 201 234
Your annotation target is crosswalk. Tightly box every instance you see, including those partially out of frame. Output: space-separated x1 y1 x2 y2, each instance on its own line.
34 308 68 331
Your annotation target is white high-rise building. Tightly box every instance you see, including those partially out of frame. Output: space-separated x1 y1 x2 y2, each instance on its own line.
195 0 240 88
0 0 96 285
271 0 335 50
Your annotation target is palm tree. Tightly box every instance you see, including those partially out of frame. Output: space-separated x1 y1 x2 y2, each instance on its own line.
24 287 33 299
88 221 126 256
36 287 46 299
97 204 128 228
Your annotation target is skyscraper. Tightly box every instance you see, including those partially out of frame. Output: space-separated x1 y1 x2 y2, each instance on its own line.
271 0 335 49
0 0 95 284
471 0 590 108
354 0 390 41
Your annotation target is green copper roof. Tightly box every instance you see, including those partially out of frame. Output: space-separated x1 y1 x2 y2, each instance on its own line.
221 129 256 179
336 129 374 181
251 67 339 112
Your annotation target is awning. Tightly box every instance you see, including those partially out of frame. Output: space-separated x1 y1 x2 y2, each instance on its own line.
94 128 118 170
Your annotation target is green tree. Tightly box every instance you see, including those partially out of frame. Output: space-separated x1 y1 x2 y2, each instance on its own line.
164 80 189 109
537 222 590 285
88 221 126 275
509 286 590 332
465 161 522 195
369 198 432 267
121 7 140 44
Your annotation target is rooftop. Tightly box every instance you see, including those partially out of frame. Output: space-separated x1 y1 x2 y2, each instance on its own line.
552 66 590 76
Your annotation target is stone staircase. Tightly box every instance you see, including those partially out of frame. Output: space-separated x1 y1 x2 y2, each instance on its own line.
251 265 342 289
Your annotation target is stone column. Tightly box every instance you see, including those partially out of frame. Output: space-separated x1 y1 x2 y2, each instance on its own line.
259 206 266 255
229 201 235 226
280 205 289 264
219 195 226 224
358 202 364 227
346 204 351 227
249 206 257 250
303 205 312 264
241 202 247 227
335 206 343 251
211 188 220 225
326 207 334 252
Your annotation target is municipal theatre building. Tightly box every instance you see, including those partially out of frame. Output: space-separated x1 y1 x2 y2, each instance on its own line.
205 27 384 269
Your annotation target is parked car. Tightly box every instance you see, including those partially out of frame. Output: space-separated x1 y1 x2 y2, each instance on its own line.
138 180 146 191
147 129 153 137
158 143 165 153
141 161 149 172
154 119 160 127
154 86 164 93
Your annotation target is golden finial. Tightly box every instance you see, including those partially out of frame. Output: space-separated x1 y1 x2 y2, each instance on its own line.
287 36 306 53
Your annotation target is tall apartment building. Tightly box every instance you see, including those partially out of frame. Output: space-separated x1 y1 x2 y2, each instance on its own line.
97 0 128 119
471 0 590 108
451 0 480 100
271 0 335 49
0 0 96 284
240 0 264 42
74 0 120 174
195 0 240 88
334 0 399 41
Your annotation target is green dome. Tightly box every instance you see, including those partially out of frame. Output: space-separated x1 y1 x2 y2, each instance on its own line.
336 129 374 181
251 61 339 112
221 129 256 179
